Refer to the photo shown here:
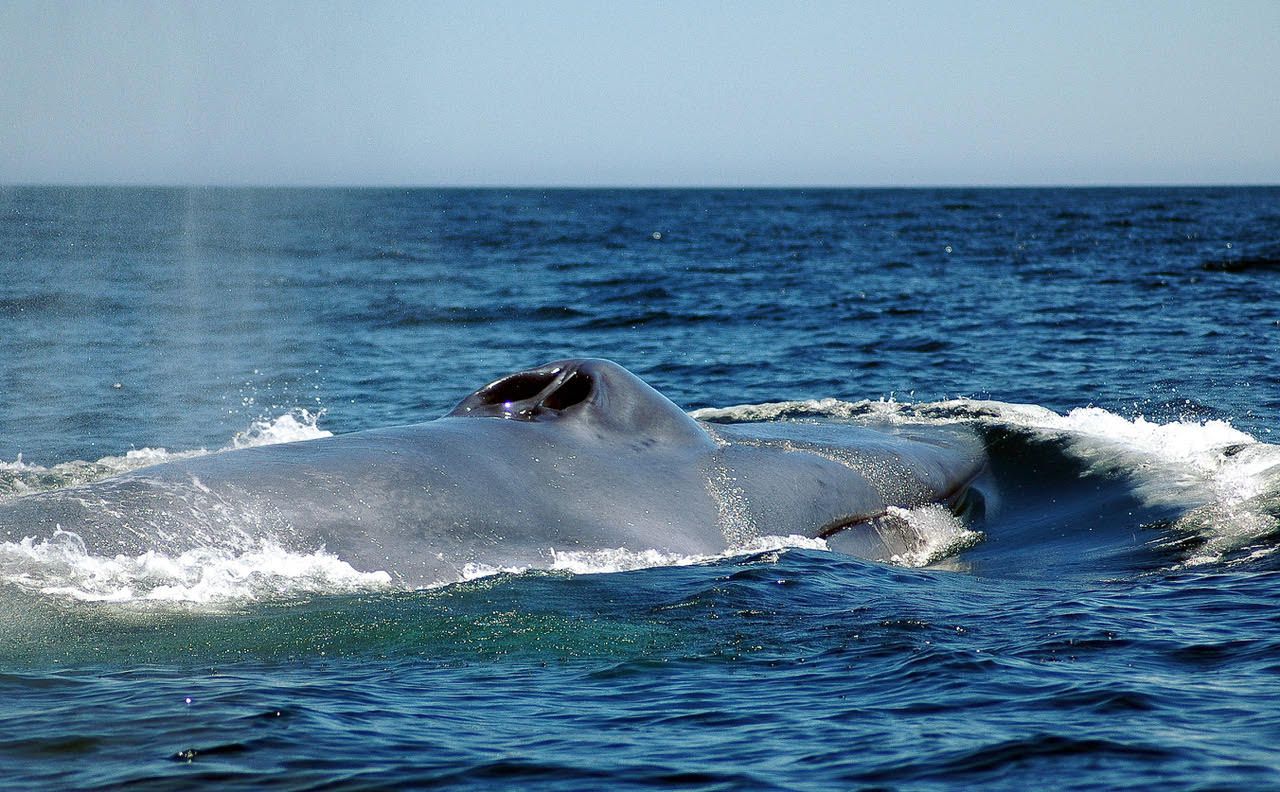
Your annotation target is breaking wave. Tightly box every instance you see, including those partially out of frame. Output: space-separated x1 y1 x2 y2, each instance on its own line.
695 398 1280 567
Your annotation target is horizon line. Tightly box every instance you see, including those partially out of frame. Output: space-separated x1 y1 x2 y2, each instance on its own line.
3 181 1279 191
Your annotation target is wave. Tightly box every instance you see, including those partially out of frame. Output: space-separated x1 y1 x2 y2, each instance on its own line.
694 398 1280 568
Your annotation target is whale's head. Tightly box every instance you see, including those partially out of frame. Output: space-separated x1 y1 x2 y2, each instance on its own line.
448 358 713 447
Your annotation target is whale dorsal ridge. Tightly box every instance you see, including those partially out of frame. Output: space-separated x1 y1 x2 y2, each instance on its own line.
448 359 712 446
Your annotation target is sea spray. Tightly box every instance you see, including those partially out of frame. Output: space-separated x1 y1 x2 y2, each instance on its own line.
695 399 1280 564
0 410 332 501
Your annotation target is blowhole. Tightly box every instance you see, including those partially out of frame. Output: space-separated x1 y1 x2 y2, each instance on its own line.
475 370 559 406
542 370 593 410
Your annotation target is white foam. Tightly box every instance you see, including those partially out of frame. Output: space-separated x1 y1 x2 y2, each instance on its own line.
923 403 1280 564
448 536 832 585
882 504 985 568
231 409 333 449
407 536 834 592
0 410 332 502
695 397 1280 565
0 531 391 605
691 397 863 423
0 529 837 605
0 410 360 606
458 560 530 581
545 534 830 576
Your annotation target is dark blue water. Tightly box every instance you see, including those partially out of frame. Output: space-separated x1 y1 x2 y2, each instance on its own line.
2 186 1279 789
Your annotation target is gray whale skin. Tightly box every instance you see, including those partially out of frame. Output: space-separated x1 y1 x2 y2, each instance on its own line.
2 359 988 585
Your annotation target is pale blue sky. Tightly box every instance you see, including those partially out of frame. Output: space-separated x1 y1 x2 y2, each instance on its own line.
2 1 1277 186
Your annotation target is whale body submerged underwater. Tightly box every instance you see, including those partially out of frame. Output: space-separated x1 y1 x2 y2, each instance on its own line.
0 360 989 587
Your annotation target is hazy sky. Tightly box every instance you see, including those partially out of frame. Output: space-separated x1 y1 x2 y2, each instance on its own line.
2 1 1277 186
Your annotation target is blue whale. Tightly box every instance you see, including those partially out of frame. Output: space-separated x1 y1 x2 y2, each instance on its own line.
0 360 988 586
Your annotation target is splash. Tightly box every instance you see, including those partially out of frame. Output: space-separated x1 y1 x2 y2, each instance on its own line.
230 409 333 449
452 536 832 585
547 535 829 576
876 504 986 568
695 398 1280 565
0 410 362 605
0 531 391 605
0 410 331 502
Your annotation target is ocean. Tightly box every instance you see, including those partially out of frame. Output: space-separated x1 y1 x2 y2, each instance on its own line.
1 185 1278 789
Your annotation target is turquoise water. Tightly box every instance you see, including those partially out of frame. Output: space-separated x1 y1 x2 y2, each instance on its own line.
2 187 1279 788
